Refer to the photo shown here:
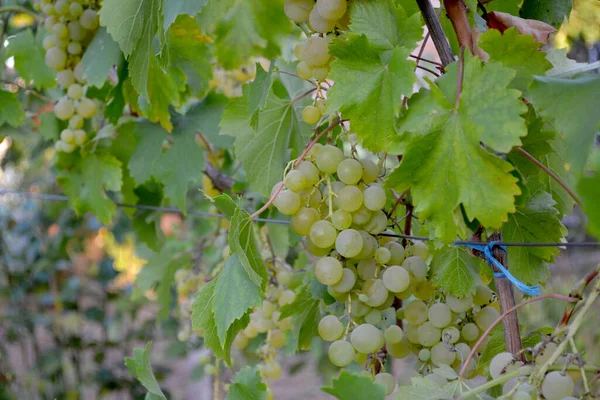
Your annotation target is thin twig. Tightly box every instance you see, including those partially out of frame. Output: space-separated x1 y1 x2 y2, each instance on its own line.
516 147 582 206
274 70 319 87
293 119 342 168
1 80 53 103
291 87 317 103
387 188 409 218
458 294 578 378
409 52 443 67
416 64 440 77
455 46 466 109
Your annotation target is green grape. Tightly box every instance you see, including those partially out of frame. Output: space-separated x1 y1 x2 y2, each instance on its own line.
408 240 429 259
431 342 456 366
534 342 558 365
53 35 69 49
302 105 321 124
298 187 322 208
331 268 356 293
338 185 364 212
284 0 313 22
73 62 85 83
331 209 352 230
316 97 327 113
302 35 331 66
355 230 378 259
270 329 286 348
285 170 307 192
404 300 428 326
328 340 355 367
382 266 410 293
354 352 367 364
291 207 320 236
402 256 427 282
52 22 69 39
511 391 531 400
360 159 379 183
357 259 376 280
264 361 282 379
276 269 291 285
308 7 336 33
350 324 384 354
43 36 55 51
461 323 479 342
309 220 337 248
67 83 84 100
45 47 67 70
296 60 314 80
428 303 452 328
365 309 382 325
352 206 371 225
417 322 441 347
384 325 404 344
337 158 363 185
446 294 473 313
199 353 211 364
419 348 431 361
68 21 86 41
442 326 460 344
413 281 435 300
318 315 344 341
61 141 76 153
54 0 69 15
67 41 82 55
76 97 97 118
335 229 363 258
315 144 344 174
305 236 332 256
490 352 515 379
274 190 301 215
473 284 492 306
69 2 83 17
278 290 295 306
363 185 386 211
374 372 396 396
44 15 57 30
312 65 330 80
54 98 75 120
363 210 387 235
361 279 388 307
316 0 347 20
233 332 249 349
80 9 99 30
475 306 500 331
386 241 405 264
294 43 305 59
60 129 76 144
374 247 391 264
424 373 447 387
315 256 343 285
69 115 84 129
296 161 320 186
57 69 75 88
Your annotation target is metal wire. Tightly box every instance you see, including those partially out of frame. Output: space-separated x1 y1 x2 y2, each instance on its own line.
1 188 599 247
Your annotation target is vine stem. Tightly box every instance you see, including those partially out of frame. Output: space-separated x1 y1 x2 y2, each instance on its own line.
515 147 582 206
249 119 341 219
558 264 599 327
415 0 455 66
458 293 578 379
0 5 39 19
459 365 534 400
409 53 443 67
291 87 317 104
443 0 473 52
455 47 466 109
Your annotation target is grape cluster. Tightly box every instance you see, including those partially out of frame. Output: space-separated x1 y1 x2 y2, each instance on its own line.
36 0 99 153
284 0 349 34
209 63 258 98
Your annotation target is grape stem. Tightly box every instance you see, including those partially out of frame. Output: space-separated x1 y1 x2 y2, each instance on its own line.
415 0 455 66
409 53 443 67
458 366 533 400
558 264 599 327
291 87 317 104
568 337 591 394
458 293 579 379
274 70 319 87
455 46 466 110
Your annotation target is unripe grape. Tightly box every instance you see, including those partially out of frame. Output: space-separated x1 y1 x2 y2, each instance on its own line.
350 324 383 354
337 158 363 185
335 229 363 258
446 294 473 313
310 220 337 248
363 185 386 211
408 240 429 259
374 372 396 396
534 341 558 365
80 9 99 30
461 322 479 341
278 290 295 306
57 69 76 88
296 161 319 186
54 0 69 15
302 105 321 124
331 209 352 230
44 15 57 30
386 242 405 264
315 256 343 285
382 266 410 293
374 247 391 264
43 36 55 51
302 35 331 66
69 115 84 129
431 342 456 366
318 315 344 341
54 98 75 120
361 279 388 307
69 2 83 17
511 391 532 400
62 141 76 153
360 158 379 183
328 340 355 367
417 322 441 347
473 284 492 306
413 281 435 300
291 207 320 236
331 268 356 293
363 210 387 235
233 333 249 349
403 256 427 282
490 352 515 379
338 185 364 212
313 65 330 81
76 97 97 118
284 0 314 22
72 129 86 146
442 326 460 344
296 61 314 80
73 62 86 83
354 352 367 364
352 206 371 225
475 306 501 331
299 187 322 208
52 23 69 39
274 190 301 215
428 303 452 328
355 230 377 259
60 129 76 144
404 300 428 326
309 7 336 33
316 0 347 20
264 361 281 379
357 259 376 280
52 34 69 49
45 47 67 70
419 348 431 361
306 236 332 256
315 144 344 174
285 169 307 192
67 83 84 100
365 309 382 325
294 43 305 59
276 269 291 286
68 21 86 41
67 41 82 55
384 325 404 344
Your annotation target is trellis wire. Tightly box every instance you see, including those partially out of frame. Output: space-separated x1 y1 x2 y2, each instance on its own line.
1 188 599 248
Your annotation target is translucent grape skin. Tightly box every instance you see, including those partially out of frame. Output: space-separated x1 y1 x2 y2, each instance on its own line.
331 268 356 293
350 323 384 354
384 325 404 344
461 323 479 342
308 6 336 33
318 315 344 341
302 105 321 124
296 61 314 80
291 207 320 236
338 185 364 212
404 300 428 326
446 294 473 313
475 306 501 331
337 158 363 185
309 220 337 248
296 161 319 186
431 342 456 366
374 372 396 396
428 303 452 328
335 229 363 258
363 185 386 211
76 97 97 118
284 0 314 22
417 322 441 347
274 190 301 215
316 0 347 20
316 145 344 174
315 256 343 285
331 210 352 230
382 266 410 293
302 35 331 66
541 371 575 400
328 340 355 367
284 170 307 192
489 352 515 379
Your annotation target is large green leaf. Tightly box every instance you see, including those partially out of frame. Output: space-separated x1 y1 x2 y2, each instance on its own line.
322 371 386 400
578 173 600 238
0 91 25 128
430 247 482 297
162 0 208 29
385 54 527 241
520 0 572 27
82 27 123 87
279 285 320 352
5 30 55 89
124 342 166 400
226 367 268 400
527 75 600 176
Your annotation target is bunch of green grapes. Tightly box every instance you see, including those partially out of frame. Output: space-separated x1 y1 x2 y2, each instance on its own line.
209 63 258 98
36 0 100 153
284 0 350 34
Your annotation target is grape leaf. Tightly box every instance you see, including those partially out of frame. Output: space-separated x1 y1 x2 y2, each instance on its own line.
327 35 416 152
128 120 204 210
38 112 60 141
0 91 25 128
520 0 572 28
5 30 55 89
479 28 552 90
226 366 268 400
220 83 311 196
394 378 460 399
104 60 128 125
430 247 482 297
182 94 232 149
162 0 207 29
228 209 268 288
279 285 320 352
385 53 526 241
322 371 386 400
58 153 122 224
485 0 521 14
124 342 166 400
248 62 273 117
502 186 566 285
82 27 123 88
136 56 180 131
213 253 262 344
527 75 600 176
578 173 600 238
